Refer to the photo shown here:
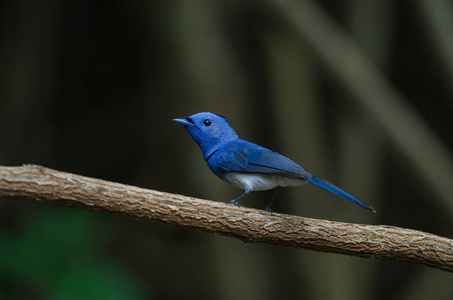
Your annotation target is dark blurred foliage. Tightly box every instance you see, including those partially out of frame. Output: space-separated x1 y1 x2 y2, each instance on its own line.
1 0 453 299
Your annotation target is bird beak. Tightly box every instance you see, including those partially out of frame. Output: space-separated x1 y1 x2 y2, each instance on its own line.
173 118 195 127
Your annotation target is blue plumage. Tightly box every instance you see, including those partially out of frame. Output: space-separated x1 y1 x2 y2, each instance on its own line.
174 112 375 213
211 140 309 178
305 176 376 212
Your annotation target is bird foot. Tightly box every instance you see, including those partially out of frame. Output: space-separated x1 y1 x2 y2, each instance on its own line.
229 199 241 207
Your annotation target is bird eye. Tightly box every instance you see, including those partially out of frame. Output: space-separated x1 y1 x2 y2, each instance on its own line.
203 119 211 126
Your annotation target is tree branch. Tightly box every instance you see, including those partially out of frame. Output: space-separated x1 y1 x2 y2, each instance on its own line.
1 165 452 272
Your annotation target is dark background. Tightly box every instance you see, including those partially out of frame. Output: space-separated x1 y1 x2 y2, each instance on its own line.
1 0 453 299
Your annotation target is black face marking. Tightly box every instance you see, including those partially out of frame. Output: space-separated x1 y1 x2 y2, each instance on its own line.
203 119 211 126
186 117 195 124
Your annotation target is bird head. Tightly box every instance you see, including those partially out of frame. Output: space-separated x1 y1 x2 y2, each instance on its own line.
173 112 239 158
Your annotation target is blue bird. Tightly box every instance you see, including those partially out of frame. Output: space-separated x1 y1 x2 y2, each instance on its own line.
174 112 376 213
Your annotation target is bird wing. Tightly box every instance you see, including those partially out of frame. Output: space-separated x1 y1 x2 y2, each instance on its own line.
217 140 311 179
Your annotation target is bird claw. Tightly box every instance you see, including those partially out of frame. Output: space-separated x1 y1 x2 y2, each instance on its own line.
264 206 273 213
229 200 241 207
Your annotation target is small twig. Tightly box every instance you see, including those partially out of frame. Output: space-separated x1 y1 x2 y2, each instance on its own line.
0 165 452 272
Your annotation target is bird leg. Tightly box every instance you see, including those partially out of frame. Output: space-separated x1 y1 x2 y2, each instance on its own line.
265 186 281 213
229 189 251 207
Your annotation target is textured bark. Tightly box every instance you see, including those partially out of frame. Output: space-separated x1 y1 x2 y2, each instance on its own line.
0 165 452 272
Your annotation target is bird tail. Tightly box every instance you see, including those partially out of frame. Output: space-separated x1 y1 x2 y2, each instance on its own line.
305 176 376 213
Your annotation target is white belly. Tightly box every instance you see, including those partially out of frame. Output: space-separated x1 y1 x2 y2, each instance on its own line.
223 173 305 192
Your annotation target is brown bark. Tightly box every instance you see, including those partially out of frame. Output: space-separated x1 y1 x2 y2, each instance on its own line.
0 165 452 272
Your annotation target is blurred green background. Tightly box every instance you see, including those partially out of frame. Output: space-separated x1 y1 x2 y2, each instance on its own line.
1 0 453 299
